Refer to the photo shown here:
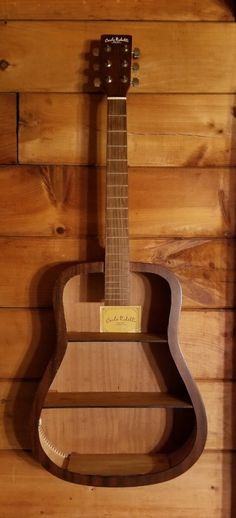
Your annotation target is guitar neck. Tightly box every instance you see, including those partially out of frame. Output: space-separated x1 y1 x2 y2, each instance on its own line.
104 97 130 306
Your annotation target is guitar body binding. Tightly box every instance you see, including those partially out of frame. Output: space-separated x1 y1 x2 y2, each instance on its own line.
31 261 207 487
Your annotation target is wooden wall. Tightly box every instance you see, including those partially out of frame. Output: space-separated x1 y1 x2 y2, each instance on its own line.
0 1 236 516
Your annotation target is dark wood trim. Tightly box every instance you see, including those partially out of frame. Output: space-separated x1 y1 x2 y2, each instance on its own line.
31 261 207 487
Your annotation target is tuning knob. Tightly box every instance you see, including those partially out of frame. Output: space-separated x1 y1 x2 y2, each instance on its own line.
131 77 139 87
132 48 140 59
92 47 100 57
132 62 139 71
93 77 101 88
106 75 112 83
105 59 112 68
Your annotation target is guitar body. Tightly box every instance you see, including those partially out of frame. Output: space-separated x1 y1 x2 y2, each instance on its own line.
31 260 207 487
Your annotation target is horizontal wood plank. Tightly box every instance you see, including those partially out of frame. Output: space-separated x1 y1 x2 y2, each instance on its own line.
1 22 236 92
19 94 236 166
0 450 233 518
43 391 192 409
0 380 234 450
1 165 235 238
0 237 234 308
67 452 170 476
0 94 17 163
0 309 234 380
0 1 234 21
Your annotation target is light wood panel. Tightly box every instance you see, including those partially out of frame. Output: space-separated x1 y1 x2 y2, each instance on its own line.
19 94 236 166
1 165 235 237
0 309 234 380
0 450 232 518
0 237 234 308
1 22 236 92
0 309 55 379
0 94 17 163
180 310 236 380
0 379 234 450
0 1 234 21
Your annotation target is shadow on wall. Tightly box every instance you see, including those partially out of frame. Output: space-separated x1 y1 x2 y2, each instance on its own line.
223 89 236 518
227 0 236 20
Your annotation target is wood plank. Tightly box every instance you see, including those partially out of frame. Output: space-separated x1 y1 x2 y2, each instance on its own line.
19 94 236 166
0 450 233 518
0 309 55 379
180 310 236 380
67 332 167 342
0 380 234 450
1 22 236 92
0 237 233 308
0 94 17 163
0 309 234 381
43 391 192 409
67 453 170 476
0 1 234 21
1 165 235 237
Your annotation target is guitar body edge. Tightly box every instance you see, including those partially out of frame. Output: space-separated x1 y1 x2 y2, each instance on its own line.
30 261 207 487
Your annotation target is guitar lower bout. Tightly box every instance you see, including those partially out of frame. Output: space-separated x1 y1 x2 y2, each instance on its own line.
31 261 207 487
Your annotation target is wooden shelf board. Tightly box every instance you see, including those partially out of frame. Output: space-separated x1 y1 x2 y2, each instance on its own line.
43 391 193 409
67 332 167 343
67 453 170 476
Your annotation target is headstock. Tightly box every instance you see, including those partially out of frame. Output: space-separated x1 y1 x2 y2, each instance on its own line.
92 35 140 97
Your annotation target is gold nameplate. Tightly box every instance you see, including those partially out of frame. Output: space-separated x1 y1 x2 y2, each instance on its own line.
100 305 142 333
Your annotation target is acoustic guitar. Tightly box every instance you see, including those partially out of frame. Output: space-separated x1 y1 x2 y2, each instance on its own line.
31 34 207 487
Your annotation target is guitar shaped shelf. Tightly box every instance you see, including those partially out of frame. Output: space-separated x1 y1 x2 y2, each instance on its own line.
31 34 207 487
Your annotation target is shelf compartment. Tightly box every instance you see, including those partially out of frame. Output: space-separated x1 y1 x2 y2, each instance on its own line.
43 391 193 409
67 332 167 343
67 453 170 476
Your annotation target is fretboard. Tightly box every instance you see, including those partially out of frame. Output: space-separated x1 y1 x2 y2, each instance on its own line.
104 98 130 306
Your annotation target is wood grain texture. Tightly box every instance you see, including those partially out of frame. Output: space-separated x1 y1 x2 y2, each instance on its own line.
0 309 234 381
1 22 236 92
0 237 234 308
0 94 17 163
0 450 233 518
0 165 235 237
0 379 234 450
19 94 236 166
0 309 55 379
0 1 234 21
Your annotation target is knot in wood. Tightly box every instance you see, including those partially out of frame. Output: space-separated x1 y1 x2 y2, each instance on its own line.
0 59 9 71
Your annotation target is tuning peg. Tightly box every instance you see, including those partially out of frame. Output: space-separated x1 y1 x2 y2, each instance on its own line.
132 62 139 72
131 77 139 87
132 48 140 59
93 77 101 87
92 47 100 57
106 75 112 83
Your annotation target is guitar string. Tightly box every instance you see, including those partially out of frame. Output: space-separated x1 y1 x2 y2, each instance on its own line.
105 98 130 305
